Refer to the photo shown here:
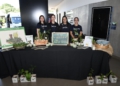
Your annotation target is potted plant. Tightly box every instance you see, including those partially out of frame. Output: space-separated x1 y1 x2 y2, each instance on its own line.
109 71 118 83
95 75 102 84
18 65 36 83
87 68 94 85
13 42 27 50
18 69 31 82
34 31 48 46
29 65 36 82
12 75 19 83
99 72 111 84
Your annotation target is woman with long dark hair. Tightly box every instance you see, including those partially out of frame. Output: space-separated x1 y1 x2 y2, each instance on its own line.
36 15 48 38
48 14 59 41
59 16 71 32
48 14 59 32
70 17 82 39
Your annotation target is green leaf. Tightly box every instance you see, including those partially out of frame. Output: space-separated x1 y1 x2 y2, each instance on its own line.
25 73 31 81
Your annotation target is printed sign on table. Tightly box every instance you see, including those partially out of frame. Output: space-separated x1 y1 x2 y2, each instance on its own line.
0 27 26 49
52 32 69 46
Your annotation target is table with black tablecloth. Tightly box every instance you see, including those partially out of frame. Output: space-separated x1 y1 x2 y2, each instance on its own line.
0 46 111 80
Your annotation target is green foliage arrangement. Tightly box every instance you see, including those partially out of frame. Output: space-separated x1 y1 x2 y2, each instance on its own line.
13 42 27 48
35 30 50 40
18 65 36 81
78 35 82 42
110 71 116 78
99 71 111 80
18 69 31 81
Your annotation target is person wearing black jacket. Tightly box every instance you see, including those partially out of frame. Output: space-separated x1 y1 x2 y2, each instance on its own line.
70 17 83 39
48 14 59 32
48 14 59 42
36 15 48 38
59 16 71 32
59 16 71 42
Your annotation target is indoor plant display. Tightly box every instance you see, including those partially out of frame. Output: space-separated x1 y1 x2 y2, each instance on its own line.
87 68 94 85
18 69 31 82
12 75 19 83
99 72 111 84
109 71 118 83
13 42 27 50
34 31 49 46
18 65 36 82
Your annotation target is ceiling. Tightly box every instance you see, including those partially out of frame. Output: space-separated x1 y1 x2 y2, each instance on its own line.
48 0 64 10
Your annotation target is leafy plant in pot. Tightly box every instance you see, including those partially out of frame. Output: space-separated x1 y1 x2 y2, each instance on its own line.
109 71 118 83
87 68 94 85
34 31 49 46
18 69 31 82
99 71 111 84
13 42 27 50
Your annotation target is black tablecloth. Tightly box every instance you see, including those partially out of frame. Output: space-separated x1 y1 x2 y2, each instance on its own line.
0 46 111 80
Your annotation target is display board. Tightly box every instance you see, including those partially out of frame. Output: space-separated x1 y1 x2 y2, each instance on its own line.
26 35 33 44
52 32 69 46
0 27 26 49
84 36 93 47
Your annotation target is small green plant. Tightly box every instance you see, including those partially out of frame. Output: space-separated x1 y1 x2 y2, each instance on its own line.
99 71 111 80
71 38 74 43
92 39 96 44
89 68 94 77
106 71 111 77
78 35 82 42
110 71 116 78
18 65 36 81
37 30 50 40
13 42 27 48
24 70 31 81
18 69 31 81
18 69 25 75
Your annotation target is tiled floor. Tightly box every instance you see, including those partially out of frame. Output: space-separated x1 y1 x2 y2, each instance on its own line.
0 58 120 86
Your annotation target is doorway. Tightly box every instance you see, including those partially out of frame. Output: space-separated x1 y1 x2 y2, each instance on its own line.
90 6 112 40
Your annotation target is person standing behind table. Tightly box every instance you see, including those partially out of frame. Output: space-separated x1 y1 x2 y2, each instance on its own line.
48 14 59 42
70 17 83 40
36 15 48 38
59 16 71 42
48 14 59 32
59 16 71 32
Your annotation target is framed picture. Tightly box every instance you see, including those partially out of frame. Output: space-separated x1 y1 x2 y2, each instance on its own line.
52 32 69 46
0 27 26 49
25 35 33 44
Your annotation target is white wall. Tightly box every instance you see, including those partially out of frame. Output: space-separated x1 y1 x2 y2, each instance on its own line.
72 5 89 35
57 0 107 13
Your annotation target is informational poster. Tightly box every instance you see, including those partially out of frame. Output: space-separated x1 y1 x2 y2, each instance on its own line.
0 27 26 49
52 32 69 46
26 35 33 44
84 36 93 47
